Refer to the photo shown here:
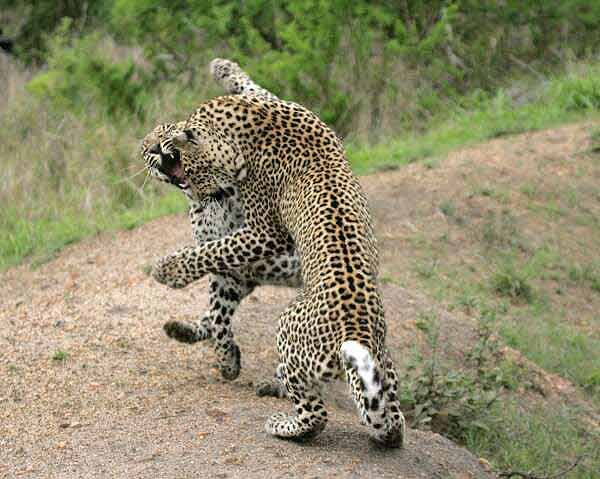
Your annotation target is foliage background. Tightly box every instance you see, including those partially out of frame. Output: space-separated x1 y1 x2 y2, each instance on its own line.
0 0 598 295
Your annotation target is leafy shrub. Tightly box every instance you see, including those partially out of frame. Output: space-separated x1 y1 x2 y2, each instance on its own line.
555 68 600 112
27 20 149 119
5 1 600 135
401 311 510 442
0 0 112 64
110 0 426 134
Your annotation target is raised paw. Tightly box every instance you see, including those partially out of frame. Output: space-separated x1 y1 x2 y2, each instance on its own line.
163 315 213 344
152 247 197 289
164 321 202 343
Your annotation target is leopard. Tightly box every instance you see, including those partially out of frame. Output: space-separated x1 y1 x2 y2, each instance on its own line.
140 62 301 382
146 86 406 447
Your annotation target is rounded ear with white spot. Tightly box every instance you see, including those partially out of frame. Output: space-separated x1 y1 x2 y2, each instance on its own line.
234 161 247 182
171 129 200 150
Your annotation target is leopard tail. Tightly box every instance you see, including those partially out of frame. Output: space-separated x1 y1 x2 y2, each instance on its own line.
340 340 403 448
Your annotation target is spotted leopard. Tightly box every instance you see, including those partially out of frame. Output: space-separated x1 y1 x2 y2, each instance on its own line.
141 63 300 382
147 90 405 447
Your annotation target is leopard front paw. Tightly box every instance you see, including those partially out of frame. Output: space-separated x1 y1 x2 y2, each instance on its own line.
152 248 196 289
217 343 241 381
163 321 202 343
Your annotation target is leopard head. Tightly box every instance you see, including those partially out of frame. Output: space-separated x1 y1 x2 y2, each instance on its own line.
169 121 247 194
141 121 226 201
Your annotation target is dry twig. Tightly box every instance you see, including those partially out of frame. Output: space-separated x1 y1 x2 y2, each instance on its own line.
498 455 584 479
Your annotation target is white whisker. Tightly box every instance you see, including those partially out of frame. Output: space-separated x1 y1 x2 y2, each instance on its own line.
141 170 150 192
116 165 148 184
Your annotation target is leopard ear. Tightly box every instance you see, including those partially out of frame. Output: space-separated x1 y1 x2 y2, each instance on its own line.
172 129 200 149
234 158 247 182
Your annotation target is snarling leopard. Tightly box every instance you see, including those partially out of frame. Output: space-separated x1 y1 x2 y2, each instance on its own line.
140 60 301 382
146 71 405 446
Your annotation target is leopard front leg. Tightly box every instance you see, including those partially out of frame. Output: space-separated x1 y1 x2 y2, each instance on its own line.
164 274 256 380
152 245 199 289
208 275 251 380
152 227 288 289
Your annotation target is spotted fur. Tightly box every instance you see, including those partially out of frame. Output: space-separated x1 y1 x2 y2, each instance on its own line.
140 61 302 382
209 58 279 101
147 88 405 446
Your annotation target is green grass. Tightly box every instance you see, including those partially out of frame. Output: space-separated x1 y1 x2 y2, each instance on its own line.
501 312 600 400
403 219 600 403
52 349 69 361
347 65 600 174
433 258 598 402
0 192 186 270
465 400 598 478
490 264 535 303
402 304 598 477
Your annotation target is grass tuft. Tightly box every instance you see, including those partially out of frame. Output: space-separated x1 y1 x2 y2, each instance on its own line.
348 64 600 174
490 264 534 303
52 350 68 361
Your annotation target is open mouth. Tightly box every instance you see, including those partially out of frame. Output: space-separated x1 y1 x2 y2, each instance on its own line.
157 150 189 189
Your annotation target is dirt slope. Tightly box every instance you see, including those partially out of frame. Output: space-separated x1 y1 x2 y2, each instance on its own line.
0 217 492 479
2 122 598 478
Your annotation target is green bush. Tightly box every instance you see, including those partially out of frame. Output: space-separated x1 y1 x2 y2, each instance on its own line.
556 69 600 111
27 20 149 119
110 0 423 133
4 1 600 134
0 0 112 64
401 311 508 442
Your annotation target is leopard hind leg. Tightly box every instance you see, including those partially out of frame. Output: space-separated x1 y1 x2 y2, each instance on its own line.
265 364 327 441
381 350 406 446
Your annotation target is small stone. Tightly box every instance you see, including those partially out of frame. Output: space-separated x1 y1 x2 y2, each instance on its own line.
478 458 492 471
57 442 67 449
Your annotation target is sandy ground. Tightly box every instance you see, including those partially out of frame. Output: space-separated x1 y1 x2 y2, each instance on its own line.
0 214 494 478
